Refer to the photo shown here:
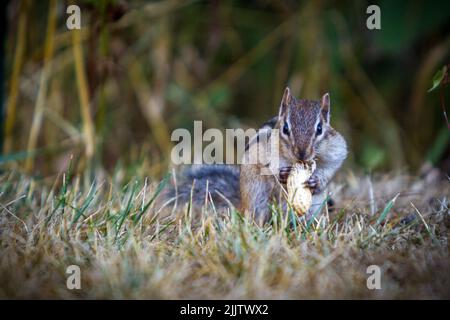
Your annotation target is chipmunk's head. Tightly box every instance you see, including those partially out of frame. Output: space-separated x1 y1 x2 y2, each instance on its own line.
277 87 331 162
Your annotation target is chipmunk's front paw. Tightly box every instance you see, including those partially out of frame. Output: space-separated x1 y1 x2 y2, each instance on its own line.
279 166 292 184
304 175 321 194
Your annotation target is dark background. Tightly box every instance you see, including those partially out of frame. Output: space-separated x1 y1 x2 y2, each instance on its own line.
2 0 450 176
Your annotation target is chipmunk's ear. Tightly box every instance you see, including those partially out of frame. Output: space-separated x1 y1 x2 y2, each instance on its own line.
321 92 330 123
279 87 292 118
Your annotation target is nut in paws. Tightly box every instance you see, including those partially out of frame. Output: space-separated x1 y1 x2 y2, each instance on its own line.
286 160 316 216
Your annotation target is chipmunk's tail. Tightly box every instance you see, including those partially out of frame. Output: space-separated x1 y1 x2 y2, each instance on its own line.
162 165 241 210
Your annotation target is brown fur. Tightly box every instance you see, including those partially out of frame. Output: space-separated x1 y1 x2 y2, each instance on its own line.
166 88 347 225
240 88 347 224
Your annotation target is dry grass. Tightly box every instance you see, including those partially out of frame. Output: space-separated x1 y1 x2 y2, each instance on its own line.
0 163 449 299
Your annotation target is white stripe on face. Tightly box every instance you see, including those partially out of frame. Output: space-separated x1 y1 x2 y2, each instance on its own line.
286 106 292 142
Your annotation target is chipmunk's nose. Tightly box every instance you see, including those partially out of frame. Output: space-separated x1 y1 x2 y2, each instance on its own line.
297 147 312 161
297 150 307 160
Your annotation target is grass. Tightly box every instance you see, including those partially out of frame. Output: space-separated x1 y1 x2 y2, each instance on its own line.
0 163 449 299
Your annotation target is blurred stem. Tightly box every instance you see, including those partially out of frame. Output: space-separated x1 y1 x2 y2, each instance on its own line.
129 62 172 158
298 2 324 98
25 0 56 173
128 18 172 161
44 107 80 141
409 37 450 164
72 29 95 163
273 26 295 107
95 0 110 136
4 0 30 154
426 125 450 165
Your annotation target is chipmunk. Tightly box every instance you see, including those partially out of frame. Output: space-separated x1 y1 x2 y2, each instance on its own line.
164 87 347 224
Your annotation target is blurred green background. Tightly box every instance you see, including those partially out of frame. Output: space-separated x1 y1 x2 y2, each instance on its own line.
1 0 449 177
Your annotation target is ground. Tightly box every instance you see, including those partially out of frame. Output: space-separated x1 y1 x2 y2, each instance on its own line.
0 164 449 299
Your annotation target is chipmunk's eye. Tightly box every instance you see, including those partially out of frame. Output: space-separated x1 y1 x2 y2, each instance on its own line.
283 121 290 136
316 122 323 136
